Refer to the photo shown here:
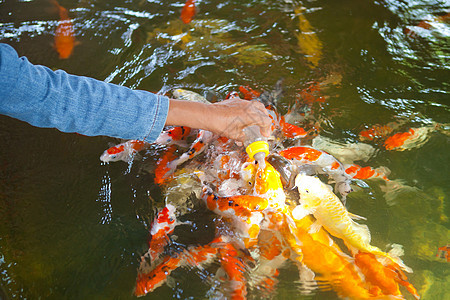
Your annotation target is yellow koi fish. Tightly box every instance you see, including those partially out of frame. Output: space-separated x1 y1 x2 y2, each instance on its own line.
293 174 412 273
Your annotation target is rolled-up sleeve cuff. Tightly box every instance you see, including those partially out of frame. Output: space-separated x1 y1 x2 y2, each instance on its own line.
142 94 169 143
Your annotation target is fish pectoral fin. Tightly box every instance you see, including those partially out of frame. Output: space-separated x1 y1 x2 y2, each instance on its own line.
308 220 322 234
292 205 311 220
348 212 367 221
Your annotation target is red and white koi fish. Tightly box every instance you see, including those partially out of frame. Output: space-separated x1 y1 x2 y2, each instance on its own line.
52 0 79 59
359 123 399 142
249 230 288 294
146 204 178 263
135 236 223 297
344 164 390 181
100 140 150 163
279 146 353 199
180 0 196 24
155 126 192 147
100 126 191 163
154 145 178 184
164 130 215 178
383 125 436 151
217 242 248 300
201 186 267 248
134 236 228 297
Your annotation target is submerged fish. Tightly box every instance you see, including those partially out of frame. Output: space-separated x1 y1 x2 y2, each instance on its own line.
312 135 376 164
383 126 436 151
344 164 390 181
279 146 353 200
294 7 323 68
172 88 210 104
100 140 149 163
180 0 196 24
53 0 78 59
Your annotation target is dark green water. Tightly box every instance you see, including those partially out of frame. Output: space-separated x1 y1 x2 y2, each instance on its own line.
0 0 449 299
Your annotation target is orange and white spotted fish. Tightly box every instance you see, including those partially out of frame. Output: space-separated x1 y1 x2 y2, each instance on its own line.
100 140 150 163
100 126 192 163
201 186 268 248
383 125 436 151
155 126 192 147
359 123 399 142
344 164 390 181
279 146 353 200
279 115 308 139
146 204 178 262
135 236 224 296
164 130 215 178
154 145 178 184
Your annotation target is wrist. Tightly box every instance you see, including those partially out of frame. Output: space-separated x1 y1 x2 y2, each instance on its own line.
166 99 212 131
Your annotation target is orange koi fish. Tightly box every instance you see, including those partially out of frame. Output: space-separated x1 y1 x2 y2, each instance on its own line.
135 236 223 296
355 251 420 299
436 245 450 262
154 145 178 184
100 140 150 163
279 115 307 139
345 164 390 181
383 126 434 151
282 213 375 299
53 0 78 59
239 85 261 100
296 82 326 106
217 243 248 300
180 0 196 24
359 124 397 141
279 146 353 199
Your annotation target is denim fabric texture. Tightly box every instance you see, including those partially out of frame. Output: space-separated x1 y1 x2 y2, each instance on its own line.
0 43 169 142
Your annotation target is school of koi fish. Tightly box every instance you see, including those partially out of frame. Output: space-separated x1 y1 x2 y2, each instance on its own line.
96 76 450 299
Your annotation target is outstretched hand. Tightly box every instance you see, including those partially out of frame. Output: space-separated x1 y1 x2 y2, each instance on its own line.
165 98 272 142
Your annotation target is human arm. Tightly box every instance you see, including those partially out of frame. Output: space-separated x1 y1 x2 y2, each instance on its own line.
166 98 272 141
0 43 272 143
0 43 168 142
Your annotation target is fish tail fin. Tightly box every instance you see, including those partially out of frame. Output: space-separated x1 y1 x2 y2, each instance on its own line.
351 220 371 244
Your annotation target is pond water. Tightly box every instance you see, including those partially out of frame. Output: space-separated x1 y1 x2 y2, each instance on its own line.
0 0 449 299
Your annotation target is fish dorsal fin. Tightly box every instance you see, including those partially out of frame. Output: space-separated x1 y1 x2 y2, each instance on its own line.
348 212 367 221
351 220 371 244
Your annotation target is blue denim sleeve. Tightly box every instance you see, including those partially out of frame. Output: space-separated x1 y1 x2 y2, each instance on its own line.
0 43 169 142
